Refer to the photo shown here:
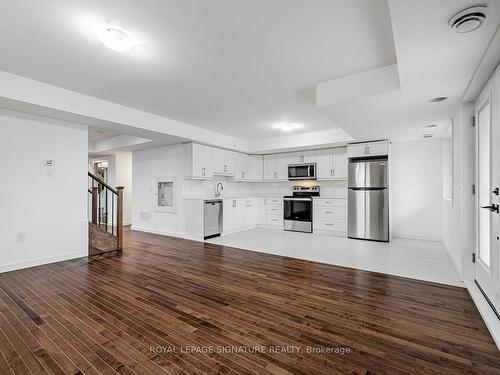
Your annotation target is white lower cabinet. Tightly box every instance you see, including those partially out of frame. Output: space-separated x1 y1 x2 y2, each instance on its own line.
313 198 347 235
223 198 257 233
256 198 283 226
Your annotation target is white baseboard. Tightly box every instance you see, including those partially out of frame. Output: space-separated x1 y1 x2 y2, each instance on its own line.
130 225 207 243
0 251 87 273
465 280 500 350
446 249 464 282
222 225 259 236
392 233 443 242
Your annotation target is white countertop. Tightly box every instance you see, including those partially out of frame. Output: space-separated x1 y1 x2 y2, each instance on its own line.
183 195 346 200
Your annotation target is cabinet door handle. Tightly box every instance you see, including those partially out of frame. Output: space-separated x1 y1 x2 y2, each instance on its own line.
325 211 333 214
332 169 335 176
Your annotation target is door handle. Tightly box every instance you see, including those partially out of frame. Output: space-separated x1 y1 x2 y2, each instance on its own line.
493 187 499 196
481 204 499 213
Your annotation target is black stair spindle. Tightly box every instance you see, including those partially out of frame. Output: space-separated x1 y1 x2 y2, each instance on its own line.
105 187 108 232
112 194 115 235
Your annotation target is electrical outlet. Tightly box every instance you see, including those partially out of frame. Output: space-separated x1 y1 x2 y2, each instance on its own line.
16 232 25 242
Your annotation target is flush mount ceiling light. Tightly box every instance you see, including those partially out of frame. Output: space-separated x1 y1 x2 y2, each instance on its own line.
428 97 448 103
449 5 487 33
280 122 299 131
424 124 438 128
95 27 135 52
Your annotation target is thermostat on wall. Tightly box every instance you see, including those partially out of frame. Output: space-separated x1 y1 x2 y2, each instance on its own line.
44 159 55 167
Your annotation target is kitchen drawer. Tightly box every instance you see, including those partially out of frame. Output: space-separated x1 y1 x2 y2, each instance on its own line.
267 217 283 226
267 206 282 215
314 199 347 208
266 198 283 205
313 219 347 232
314 207 347 220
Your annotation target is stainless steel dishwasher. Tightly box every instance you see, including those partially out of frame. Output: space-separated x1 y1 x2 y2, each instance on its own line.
204 199 223 239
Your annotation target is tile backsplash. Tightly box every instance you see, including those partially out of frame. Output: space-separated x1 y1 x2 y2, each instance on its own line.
182 177 347 198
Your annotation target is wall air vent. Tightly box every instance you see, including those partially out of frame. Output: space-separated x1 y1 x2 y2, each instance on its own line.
449 5 487 33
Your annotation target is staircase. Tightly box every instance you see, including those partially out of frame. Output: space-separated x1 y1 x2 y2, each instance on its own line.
88 172 124 255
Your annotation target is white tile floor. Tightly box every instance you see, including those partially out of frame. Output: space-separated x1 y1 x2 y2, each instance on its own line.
207 227 463 287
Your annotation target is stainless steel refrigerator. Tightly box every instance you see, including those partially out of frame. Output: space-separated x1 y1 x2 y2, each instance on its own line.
348 159 389 242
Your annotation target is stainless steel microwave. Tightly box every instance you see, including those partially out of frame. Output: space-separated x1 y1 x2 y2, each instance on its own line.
288 163 316 180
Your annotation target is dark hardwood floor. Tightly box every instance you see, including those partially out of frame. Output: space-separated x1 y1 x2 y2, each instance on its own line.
1 227 499 375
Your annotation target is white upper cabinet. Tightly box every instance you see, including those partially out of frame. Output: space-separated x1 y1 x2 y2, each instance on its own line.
234 154 263 181
233 152 246 180
186 143 346 181
264 154 278 180
276 153 290 180
347 141 389 158
264 154 289 180
185 143 213 179
316 147 347 180
213 148 237 175
316 148 333 179
247 155 263 181
333 147 347 179
296 150 317 163
212 147 225 173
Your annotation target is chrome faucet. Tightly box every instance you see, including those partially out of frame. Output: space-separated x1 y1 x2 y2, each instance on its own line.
215 182 223 198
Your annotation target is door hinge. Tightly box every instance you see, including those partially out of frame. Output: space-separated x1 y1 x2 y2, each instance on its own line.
472 253 476 263
472 116 476 127
472 184 476 195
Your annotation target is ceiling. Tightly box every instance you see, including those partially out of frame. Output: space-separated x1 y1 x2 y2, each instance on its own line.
88 127 118 142
0 0 498 147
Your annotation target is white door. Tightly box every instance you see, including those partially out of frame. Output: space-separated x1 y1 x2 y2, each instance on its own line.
475 92 500 315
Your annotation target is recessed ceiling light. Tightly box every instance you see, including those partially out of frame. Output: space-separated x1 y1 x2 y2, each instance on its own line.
95 27 135 52
449 6 487 33
428 97 448 103
280 123 298 131
422 134 434 139
424 124 438 128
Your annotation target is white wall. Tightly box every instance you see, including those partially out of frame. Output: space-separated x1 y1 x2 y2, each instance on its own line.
442 102 475 280
115 152 133 225
391 139 443 241
132 144 187 236
0 109 88 272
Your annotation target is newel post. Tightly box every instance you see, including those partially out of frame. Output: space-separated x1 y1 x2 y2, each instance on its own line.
116 186 124 251
91 187 98 225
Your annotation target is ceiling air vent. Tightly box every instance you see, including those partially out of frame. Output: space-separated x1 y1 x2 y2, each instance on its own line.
449 5 487 33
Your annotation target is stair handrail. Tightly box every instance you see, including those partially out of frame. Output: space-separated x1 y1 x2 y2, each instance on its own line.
88 171 118 195
88 171 124 251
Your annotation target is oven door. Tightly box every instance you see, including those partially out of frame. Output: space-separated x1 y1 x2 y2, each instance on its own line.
284 198 312 222
288 164 316 180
